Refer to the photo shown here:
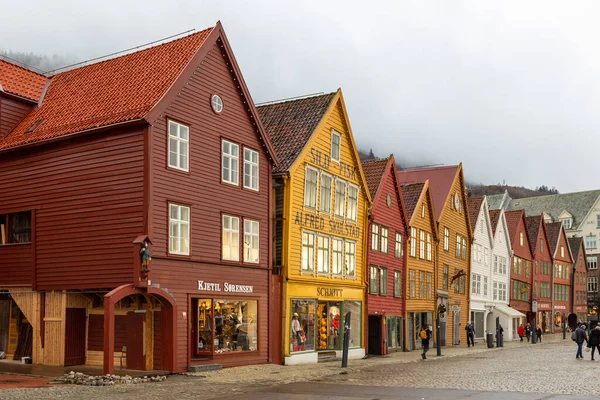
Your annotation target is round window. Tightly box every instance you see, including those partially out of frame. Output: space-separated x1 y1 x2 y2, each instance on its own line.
386 194 392 208
211 95 223 114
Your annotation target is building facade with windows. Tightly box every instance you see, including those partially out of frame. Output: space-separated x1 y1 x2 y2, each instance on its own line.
0 23 280 373
400 181 438 351
488 209 521 341
524 216 553 333
467 197 494 342
569 237 588 323
504 210 534 332
361 156 408 355
398 165 471 347
258 90 370 365
545 222 574 331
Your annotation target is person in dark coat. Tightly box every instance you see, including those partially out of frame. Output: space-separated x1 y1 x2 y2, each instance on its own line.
420 326 431 360
588 325 600 361
525 323 531 342
465 322 475 347
536 325 542 343
575 324 588 359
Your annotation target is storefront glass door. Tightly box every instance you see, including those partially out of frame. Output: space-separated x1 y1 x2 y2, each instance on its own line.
196 299 213 358
317 301 341 350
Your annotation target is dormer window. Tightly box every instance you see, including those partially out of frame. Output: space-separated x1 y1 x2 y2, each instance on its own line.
562 219 572 229
331 130 341 162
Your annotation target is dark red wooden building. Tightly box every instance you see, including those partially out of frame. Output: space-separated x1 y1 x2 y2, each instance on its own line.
0 21 279 373
546 222 574 331
568 237 588 323
362 156 408 354
524 215 553 333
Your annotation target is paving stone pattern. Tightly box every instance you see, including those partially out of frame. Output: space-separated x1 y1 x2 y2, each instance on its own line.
0 334 593 400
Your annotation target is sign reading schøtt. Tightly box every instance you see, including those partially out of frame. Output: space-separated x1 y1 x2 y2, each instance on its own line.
197 280 253 293
317 287 344 298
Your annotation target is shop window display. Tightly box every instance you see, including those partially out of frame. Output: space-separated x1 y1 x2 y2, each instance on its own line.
291 299 316 353
318 302 341 350
344 301 362 348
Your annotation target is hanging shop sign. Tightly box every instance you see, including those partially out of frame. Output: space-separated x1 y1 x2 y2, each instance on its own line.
197 280 254 293
554 305 566 310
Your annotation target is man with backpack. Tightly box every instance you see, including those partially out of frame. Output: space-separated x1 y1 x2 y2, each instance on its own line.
573 324 588 359
420 325 431 360
465 322 475 347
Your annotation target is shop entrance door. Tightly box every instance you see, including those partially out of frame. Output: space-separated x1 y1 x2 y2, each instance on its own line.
453 311 461 345
407 313 414 350
194 299 213 359
317 302 341 350
368 315 382 355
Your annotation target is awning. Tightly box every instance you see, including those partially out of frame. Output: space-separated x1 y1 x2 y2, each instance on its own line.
493 304 525 318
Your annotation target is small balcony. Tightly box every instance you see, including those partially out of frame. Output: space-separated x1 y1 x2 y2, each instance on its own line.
0 243 33 286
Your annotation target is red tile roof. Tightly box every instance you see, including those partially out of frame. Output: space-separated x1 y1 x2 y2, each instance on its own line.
467 196 484 235
0 27 214 151
504 210 524 246
361 157 390 199
257 92 336 174
396 165 459 220
0 59 47 101
525 215 542 253
545 222 562 255
401 182 425 221
568 237 584 263
488 209 501 236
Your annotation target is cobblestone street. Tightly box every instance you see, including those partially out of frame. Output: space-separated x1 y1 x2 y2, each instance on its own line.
0 335 595 399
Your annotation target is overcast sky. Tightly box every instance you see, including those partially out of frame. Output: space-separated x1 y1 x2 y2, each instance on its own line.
2 1 598 193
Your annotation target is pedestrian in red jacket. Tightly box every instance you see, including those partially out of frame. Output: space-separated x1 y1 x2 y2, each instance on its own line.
518 324 525 342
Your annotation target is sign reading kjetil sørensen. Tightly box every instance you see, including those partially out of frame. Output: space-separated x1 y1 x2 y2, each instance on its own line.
197 280 253 293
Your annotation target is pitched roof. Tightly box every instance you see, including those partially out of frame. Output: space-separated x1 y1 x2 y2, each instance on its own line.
545 222 563 255
257 92 336 174
486 193 506 210
568 237 584 262
507 190 600 230
489 209 501 236
401 182 425 221
0 27 215 151
525 215 542 253
0 59 47 101
504 210 524 245
361 157 390 199
467 196 484 235
396 165 459 220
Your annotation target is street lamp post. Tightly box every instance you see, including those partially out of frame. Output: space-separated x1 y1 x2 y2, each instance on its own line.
531 300 537 344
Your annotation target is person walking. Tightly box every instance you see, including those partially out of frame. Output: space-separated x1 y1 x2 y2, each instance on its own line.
518 324 525 342
465 322 475 347
420 325 431 360
575 324 588 359
588 325 600 361
536 325 542 343
525 323 531 342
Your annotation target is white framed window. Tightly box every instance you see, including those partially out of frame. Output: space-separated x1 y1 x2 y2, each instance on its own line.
587 234 597 249
379 267 388 296
444 227 449 251
371 223 380 251
472 274 481 295
301 231 316 272
462 237 467 259
493 281 498 300
499 282 507 301
562 218 572 229
320 173 332 213
370 266 379 294
334 179 347 217
560 246 564 258
222 215 240 261
394 270 402 298
381 226 389 254
345 241 356 277
483 276 488 296
419 230 425 259
519 232 524 246
588 256 598 270
317 235 330 275
211 94 223 113
332 238 344 275
304 166 319 208
331 130 341 162
168 120 189 171
456 234 461 258
222 140 239 185
395 232 403 258
421 204 425 218
410 228 417 257
243 219 259 263
493 255 498 273
243 148 259 191
169 203 190 255
588 277 598 292
426 233 432 261
347 185 359 222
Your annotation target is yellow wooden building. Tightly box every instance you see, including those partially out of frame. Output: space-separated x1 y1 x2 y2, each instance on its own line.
258 89 371 364
400 180 438 350
398 165 472 346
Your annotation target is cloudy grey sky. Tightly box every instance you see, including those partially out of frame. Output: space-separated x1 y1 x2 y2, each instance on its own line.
2 1 597 192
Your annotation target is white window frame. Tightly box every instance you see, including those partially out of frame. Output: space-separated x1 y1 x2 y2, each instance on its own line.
394 270 402 298
426 233 432 261
493 281 498 300
301 231 316 272
222 140 239 185
419 230 425 259
589 277 598 293
588 256 598 270
519 232 524 246
320 172 333 213
379 267 387 296
483 276 488 296
317 235 330 275
334 179 347 218
444 227 449 251
371 223 380 251
331 129 341 163
560 246 564 258
169 203 190 255
381 226 389 254
243 148 259 191
410 228 417 257
332 238 344 276
222 215 240 261
243 219 260 264
347 184 359 222
168 120 189 172
345 240 356 278
304 166 319 209
395 232 403 258
587 234 597 250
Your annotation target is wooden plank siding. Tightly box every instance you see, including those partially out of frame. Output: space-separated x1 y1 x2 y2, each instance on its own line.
437 173 471 346
510 214 533 314
531 222 553 311
0 127 145 289
0 96 33 138
148 41 272 371
553 228 573 315
0 244 32 285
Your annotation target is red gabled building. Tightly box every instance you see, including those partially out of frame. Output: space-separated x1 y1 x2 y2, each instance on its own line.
546 222 574 331
505 210 534 326
568 237 588 323
362 155 408 355
524 216 554 333
0 22 279 374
